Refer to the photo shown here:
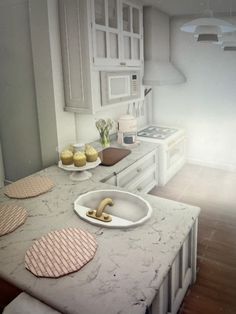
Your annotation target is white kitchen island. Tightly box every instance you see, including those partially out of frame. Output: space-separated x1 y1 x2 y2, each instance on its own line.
0 142 200 314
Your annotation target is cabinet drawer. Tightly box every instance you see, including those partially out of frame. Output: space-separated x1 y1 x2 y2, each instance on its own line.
117 150 157 188
128 165 157 193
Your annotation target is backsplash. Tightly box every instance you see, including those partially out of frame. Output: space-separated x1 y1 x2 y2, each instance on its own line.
75 100 150 144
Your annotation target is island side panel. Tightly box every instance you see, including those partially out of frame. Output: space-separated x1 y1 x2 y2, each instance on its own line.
150 219 199 314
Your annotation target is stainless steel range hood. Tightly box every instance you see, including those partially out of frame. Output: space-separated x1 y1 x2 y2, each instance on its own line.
143 7 186 86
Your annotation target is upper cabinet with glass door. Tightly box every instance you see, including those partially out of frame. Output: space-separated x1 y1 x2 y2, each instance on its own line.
121 1 143 67
92 0 120 66
91 0 143 67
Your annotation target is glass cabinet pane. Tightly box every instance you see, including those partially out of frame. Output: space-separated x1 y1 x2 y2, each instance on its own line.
108 0 118 28
95 0 106 26
123 36 131 59
132 7 140 34
133 38 140 60
122 3 131 32
109 32 119 58
96 30 107 58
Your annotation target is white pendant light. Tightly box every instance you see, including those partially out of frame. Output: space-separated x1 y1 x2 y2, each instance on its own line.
221 1 236 51
193 25 222 42
181 0 236 42
223 43 236 51
212 32 236 51
181 17 236 34
220 33 236 51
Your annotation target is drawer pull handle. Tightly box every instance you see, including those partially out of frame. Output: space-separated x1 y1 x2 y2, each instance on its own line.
120 62 126 66
137 187 142 192
137 168 142 173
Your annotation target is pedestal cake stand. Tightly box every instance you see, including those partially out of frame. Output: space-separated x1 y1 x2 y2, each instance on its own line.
58 158 101 181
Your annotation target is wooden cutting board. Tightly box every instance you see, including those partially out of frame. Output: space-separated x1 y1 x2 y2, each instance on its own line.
98 147 131 166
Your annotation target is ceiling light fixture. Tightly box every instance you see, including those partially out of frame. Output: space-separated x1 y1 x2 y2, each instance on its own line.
223 43 236 51
194 25 222 42
181 17 236 34
219 33 236 51
180 1 236 42
221 0 236 51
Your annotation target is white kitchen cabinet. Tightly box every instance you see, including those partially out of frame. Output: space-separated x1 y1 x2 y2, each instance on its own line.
150 220 198 314
117 149 158 193
59 0 143 113
59 0 94 113
91 0 143 67
121 1 143 67
103 149 158 193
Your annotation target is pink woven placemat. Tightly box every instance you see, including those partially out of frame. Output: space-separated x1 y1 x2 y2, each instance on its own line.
4 176 54 199
0 203 28 236
25 228 97 278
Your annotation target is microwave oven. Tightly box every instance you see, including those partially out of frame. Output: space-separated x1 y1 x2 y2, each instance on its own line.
100 71 141 106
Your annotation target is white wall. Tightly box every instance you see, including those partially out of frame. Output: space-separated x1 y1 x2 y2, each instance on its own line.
30 0 77 156
0 0 77 181
152 16 236 171
29 0 59 167
47 0 77 152
0 0 43 181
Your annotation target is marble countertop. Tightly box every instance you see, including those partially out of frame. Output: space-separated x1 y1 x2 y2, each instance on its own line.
89 140 159 182
0 142 200 314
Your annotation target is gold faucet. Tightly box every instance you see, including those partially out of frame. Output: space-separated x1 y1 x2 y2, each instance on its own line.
96 198 113 217
86 198 113 222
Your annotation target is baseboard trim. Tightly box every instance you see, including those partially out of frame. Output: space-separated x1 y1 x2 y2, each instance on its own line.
187 158 236 172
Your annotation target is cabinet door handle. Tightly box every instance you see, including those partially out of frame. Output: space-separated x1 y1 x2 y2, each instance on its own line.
137 187 142 192
136 168 142 173
120 62 126 66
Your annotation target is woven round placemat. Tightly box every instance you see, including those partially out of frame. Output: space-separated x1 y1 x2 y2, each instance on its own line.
25 228 97 278
4 176 54 199
0 203 28 236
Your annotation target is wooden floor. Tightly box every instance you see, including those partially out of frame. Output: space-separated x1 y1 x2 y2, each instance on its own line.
150 164 236 314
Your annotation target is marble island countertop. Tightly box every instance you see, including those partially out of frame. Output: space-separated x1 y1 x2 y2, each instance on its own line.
0 142 200 314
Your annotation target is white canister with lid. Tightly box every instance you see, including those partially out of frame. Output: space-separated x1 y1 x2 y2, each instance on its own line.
73 143 85 153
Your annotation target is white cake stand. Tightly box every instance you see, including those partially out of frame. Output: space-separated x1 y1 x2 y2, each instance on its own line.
58 158 101 181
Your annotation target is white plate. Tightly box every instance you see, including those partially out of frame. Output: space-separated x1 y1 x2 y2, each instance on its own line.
58 158 101 172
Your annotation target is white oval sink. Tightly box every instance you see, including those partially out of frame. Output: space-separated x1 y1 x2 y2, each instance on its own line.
74 189 152 228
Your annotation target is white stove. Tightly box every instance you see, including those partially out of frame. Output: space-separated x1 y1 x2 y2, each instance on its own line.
138 125 186 186
138 126 178 140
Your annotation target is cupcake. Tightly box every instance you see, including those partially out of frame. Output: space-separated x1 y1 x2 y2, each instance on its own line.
60 150 73 165
85 145 98 162
73 152 86 167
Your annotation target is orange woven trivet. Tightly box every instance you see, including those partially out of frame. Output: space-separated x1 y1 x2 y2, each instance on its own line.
0 203 28 236
25 228 97 278
4 176 54 199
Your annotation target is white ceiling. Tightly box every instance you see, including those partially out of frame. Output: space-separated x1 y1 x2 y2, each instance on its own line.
141 0 236 17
